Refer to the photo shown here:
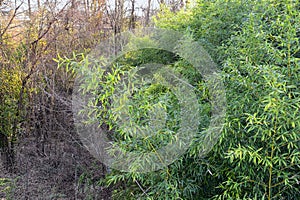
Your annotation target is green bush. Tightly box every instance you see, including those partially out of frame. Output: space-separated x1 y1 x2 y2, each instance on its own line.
60 1 300 199
215 1 300 199
0 68 22 140
153 1 300 199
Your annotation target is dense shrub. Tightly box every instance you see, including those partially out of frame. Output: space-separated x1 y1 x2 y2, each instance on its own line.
215 1 300 198
61 0 299 199
0 65 23 170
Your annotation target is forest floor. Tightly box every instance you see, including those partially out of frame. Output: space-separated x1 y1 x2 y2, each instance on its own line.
0 130 111 200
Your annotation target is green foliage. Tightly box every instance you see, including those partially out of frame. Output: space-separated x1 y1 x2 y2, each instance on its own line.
0 38 28 171
59 1 299 199
0 177 17 199
0 36 28 150
58 31 212 199
147 1 299 199
155 0 254 63
119 1 299 199
0 68 22 144
0 178 10 191
215 1 300 199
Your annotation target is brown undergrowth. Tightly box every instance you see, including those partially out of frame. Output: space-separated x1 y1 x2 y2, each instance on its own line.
0 126 111 199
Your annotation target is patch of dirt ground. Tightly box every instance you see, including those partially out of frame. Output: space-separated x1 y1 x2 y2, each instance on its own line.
0 131 111 200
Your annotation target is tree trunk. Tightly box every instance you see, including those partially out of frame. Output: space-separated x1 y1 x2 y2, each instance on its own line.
28 0 32 17
145 0 151 26
129 0 135 30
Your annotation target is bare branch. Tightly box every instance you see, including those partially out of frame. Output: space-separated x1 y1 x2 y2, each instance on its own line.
30 1 70 46
0 3 22 38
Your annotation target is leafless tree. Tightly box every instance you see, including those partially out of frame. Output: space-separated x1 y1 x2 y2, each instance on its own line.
145 0 152 26
128 0 135 29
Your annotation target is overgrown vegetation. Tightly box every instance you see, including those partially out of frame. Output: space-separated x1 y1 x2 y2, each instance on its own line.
1 0 299 199
65 1 299 199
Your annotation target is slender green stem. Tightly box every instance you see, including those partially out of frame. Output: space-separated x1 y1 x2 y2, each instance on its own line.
268 145 274 200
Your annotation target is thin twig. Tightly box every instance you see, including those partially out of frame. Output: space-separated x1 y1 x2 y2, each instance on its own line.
0 3 22 38
135 180 149 197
